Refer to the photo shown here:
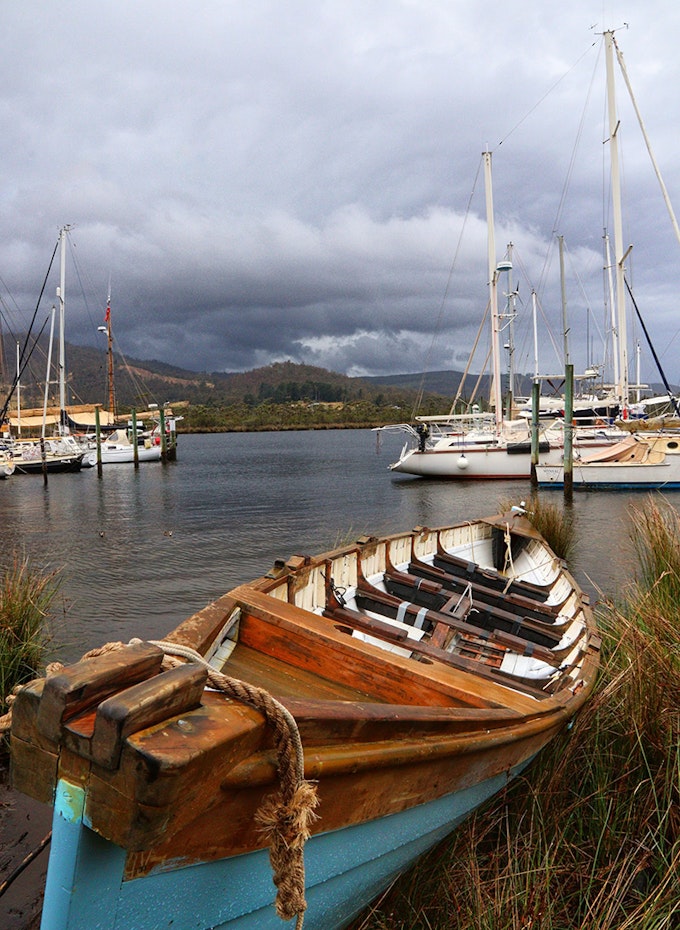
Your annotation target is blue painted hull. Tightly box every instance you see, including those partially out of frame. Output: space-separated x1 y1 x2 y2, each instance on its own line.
41 763 528 930
538 480 680 490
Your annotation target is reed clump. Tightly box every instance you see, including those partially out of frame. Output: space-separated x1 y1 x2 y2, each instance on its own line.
0 554 59 719
353 495 679 930
500 494 576 563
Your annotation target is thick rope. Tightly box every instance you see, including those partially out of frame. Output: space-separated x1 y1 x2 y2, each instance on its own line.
2 638 318 928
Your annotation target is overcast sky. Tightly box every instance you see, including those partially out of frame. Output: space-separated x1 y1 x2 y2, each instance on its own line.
2 1 680 388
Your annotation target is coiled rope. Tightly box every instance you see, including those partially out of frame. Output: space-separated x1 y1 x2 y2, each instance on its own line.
2 638 318 929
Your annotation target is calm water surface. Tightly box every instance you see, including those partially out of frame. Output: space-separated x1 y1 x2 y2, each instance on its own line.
0 429 667 662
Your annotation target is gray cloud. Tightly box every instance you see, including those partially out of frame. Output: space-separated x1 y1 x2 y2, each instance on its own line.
2 1 679 389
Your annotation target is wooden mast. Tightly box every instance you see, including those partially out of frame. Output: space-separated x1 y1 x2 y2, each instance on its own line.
99 295 116 421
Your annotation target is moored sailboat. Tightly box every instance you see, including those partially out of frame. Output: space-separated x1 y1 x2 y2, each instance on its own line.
537 432 680 489
3 228 86 474
380 150 625 480
536 29 680 489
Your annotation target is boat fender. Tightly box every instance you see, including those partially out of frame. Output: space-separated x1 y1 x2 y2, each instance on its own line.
457 454 468 470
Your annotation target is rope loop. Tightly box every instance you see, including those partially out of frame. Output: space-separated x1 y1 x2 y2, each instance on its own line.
133 639 319 926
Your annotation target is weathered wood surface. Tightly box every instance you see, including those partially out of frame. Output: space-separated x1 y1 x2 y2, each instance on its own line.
37 643 164 742
91 663 208 768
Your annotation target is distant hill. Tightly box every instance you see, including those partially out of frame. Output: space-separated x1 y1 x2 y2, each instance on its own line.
3 337 674 414
0 339 450 410
363 369 468 397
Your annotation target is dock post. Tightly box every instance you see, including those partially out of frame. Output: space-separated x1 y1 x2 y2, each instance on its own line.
95 406 102 478
131 408 139 468
530 381 539 488
564 364 574 499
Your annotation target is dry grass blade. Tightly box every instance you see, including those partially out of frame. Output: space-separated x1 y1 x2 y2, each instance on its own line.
0 553 60 718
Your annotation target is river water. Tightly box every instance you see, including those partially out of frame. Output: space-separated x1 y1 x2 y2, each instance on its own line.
0 428 663 663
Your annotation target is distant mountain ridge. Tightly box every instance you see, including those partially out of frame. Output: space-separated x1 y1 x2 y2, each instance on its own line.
0 339 454 409
2 338 675 411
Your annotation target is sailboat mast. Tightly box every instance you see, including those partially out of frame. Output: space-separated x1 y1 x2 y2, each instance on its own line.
558 236 570 366
16 342 21 437
56 225 69 433
605 30 629 410
603 231 620 391
106 303 115 418
43 307 56 440
483 151 503 432
531 291 539 381
98 298 116 421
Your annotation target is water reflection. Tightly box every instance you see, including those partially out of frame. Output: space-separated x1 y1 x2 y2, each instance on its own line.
0 429 672 662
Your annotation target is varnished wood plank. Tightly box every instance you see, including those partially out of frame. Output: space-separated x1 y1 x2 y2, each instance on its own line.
90 663 209 769
236 589 542 713
37 643 164 742
224 643 379 702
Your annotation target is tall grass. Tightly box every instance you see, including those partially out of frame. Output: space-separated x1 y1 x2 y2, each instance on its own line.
351 495 680 929
0 554 59 718
500 493 576 563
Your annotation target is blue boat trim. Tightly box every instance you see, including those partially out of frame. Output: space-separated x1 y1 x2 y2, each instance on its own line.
42 762 529 930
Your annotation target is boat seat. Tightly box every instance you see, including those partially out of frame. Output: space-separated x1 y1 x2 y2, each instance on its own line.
409 556 565 620
433 550 553 603
353 579 558 665
322 602 552 698
375 571 563 651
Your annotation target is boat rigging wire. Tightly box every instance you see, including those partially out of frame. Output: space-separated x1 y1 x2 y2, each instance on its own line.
18 236 60 371
624 277 680 420
495 41 599 153
411 156 483 420
0 315 51 427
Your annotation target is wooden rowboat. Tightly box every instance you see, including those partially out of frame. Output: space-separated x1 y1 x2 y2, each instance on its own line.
9 508 599 930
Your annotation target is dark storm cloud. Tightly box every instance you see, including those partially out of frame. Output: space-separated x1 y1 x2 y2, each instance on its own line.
1 1 679 385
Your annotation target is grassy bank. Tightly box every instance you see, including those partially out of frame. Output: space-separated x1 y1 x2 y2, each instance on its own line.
352 496 679 929
0 555 59 722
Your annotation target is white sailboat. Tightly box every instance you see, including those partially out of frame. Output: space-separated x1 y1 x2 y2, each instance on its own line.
538 433 680 490
536 29 680 490
382 153 620 480
97 428 162 465
89 300 162 464
11 227 86 474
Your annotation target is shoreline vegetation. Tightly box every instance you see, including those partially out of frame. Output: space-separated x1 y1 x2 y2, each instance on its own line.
173 400 438 433
0 556 59 725
2 498 678 928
